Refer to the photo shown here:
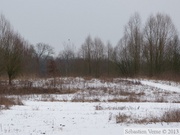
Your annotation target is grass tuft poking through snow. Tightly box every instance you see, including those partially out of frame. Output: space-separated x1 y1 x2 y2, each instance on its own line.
162 109 180 122
115 108 180 124
0 96 23 109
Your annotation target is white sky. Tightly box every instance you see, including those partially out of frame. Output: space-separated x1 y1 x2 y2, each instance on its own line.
0 0 180 55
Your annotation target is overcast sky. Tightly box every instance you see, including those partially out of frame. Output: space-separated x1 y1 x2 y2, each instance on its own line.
0 0 180 55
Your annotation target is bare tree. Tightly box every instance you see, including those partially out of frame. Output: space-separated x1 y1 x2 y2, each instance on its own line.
80 35 94 75
0 14 25 85
124 12 142 75
47 58 57 77
114 13 142 76
22 43 37 76
171 36 180 72
165 35 180 73
0 14 11 75
93 37 105 77
114 35 133 76
143 13 177 76
58 41 75 76
34 42 54 75
5 33 24 85
35 42 54 60
105 41 114 76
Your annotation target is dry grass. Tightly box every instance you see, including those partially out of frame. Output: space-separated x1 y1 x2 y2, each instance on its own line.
0 96 15 109
99 77 114 83
108 95 141 102
95 105 103 110
0 96 23 109
1 77 179 103
154 96 167 103
41 97 63 102
162 109 180 122
113 79 142 85
115 113 159 124
116 113 130 123
116 109 180 124
120 91 144 96
116 114 158 124
71 98 100 102
0 85 78 95
95 105 126 110
151 73 180 82
71 94 100 102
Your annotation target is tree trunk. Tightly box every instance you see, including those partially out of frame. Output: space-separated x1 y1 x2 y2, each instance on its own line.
8 75 12 85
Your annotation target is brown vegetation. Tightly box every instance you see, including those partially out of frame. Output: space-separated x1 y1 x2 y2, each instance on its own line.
0 96 23 109
162 109 180 122
108 96 141 103
116 109 180 124
0 85 78 95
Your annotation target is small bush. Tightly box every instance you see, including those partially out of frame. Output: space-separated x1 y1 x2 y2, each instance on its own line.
15 97 24 105
115 109 180 124
0 96 23 109
95 105 103 110
155 96 166 103
162 109 180 122
116 113 130 123
0 96 15 109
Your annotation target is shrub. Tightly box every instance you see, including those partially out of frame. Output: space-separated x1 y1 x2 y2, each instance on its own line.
162 109 180 122
0 96 23 109
116 113 130 123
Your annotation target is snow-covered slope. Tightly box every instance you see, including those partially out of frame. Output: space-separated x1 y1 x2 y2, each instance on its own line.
141 80 180 93
1 78 180 135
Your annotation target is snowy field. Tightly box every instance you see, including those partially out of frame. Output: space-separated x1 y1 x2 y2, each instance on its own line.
0 77 180 135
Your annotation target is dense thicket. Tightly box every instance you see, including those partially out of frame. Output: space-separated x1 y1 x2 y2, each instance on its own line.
0 13 180 84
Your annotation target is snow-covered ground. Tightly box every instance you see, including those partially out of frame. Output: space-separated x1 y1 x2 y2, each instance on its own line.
141 80 180 93
0 77 180 135
1 102 180 135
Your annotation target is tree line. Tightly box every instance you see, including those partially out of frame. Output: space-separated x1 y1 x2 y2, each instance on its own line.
0 13 180 84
